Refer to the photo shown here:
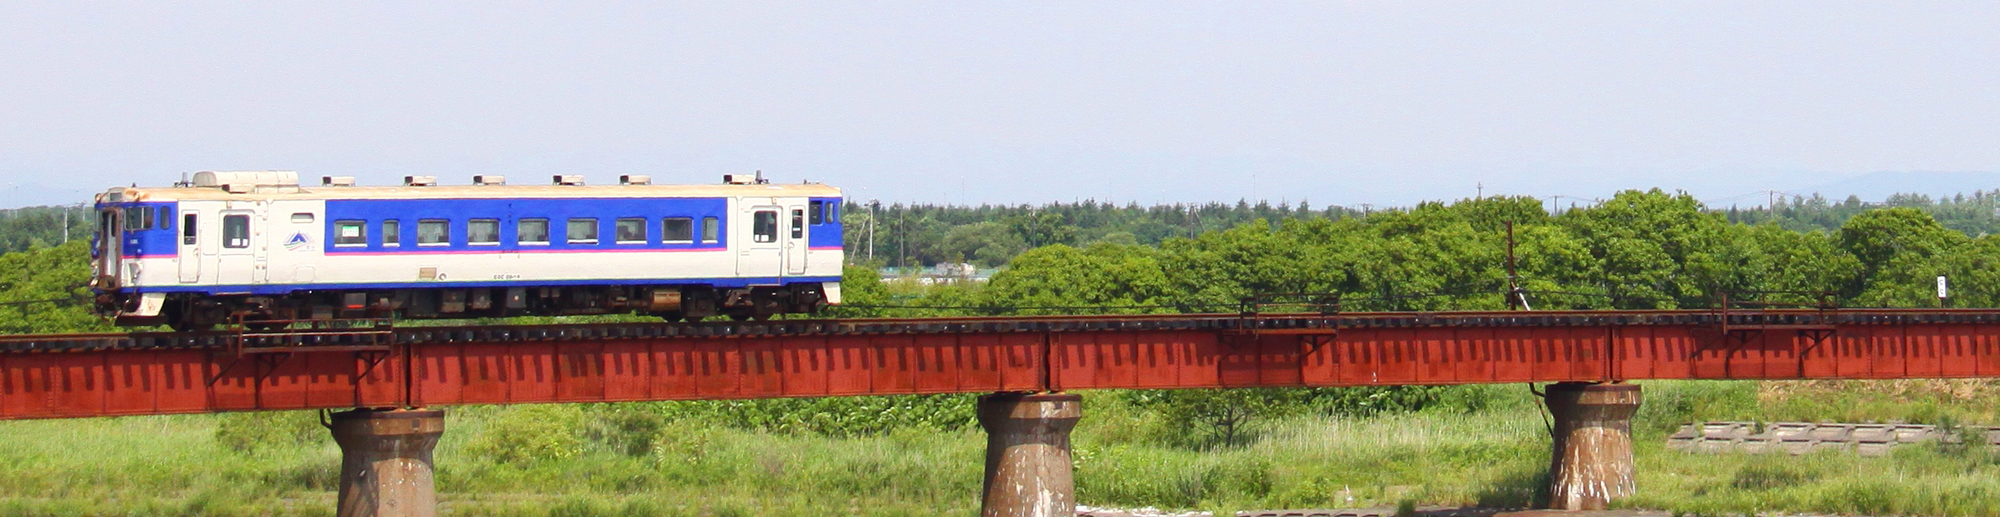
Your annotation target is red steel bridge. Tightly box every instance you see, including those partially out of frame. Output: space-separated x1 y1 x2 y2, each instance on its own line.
6 308 1998 516
2 308 1995 420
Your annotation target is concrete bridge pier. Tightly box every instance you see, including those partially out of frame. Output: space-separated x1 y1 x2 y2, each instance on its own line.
977 392 1083 517
1543 382 1642 511
328 408 446 517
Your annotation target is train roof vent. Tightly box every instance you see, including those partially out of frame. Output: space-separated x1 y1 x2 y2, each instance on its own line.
192 171 299 192
553 174 585 186
619 175 651 185
473 175 506 186
404 176 437 186
322 176 356 187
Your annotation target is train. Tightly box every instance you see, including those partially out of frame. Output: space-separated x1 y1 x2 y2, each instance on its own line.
91 171 843 330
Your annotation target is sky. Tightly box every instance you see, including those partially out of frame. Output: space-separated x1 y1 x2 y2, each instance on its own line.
3 2 1998 209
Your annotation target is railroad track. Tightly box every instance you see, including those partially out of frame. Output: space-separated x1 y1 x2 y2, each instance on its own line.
2 308 1998 354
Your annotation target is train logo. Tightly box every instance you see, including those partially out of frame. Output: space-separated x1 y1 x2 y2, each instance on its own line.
284 232 312 252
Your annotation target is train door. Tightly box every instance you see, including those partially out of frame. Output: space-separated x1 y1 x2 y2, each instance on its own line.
738 203 784 279
215 207 260 287
94 208 122 288
784 204 807 275
177 210 201 283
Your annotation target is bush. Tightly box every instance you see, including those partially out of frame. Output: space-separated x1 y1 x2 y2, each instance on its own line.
466 404 584 466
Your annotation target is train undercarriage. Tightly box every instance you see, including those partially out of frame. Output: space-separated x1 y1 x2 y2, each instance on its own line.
101 284 830 332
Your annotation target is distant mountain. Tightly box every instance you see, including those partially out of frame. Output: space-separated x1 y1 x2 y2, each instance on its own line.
1797 171 2000 202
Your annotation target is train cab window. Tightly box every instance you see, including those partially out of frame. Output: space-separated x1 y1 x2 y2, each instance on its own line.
790 209 804 239
223 215 250 248
615 218 647 244
334 220 368 246
662 217 693 243
567 218 598 244
160 210 172 231
124 207 154 231
382 220 401 247
518 218 549 245
826 203 837 222
181 214 197 245
702 217 719 244
752 211 777 243
468 219 500 245
417 219 449 246
809 201 825 225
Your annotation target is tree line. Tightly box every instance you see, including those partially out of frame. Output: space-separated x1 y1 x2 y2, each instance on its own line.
843 189 2000 269
835 189 2000 317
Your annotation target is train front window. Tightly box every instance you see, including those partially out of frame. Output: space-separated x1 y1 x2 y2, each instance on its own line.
615 218 646 244
663 217 693 243
222 215 250 248
124 207 153 231
752 211 777 243
334 220 367 246
809 201 824 225
417 220 449 246
567 218 598 244
468 219 500 245
702 217 719 244
519 218 549 244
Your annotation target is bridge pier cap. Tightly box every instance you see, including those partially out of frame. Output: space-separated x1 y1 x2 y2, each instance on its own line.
977 392 1083 517
1544 382 1642 511
329 408 445 517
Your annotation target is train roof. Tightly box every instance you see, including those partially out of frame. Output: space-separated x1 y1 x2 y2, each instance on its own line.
96 172 842 204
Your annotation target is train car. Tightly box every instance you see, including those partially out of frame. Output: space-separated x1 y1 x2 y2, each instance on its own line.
91 171 843 330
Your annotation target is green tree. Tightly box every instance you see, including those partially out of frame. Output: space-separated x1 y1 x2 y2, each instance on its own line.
0 241 108 334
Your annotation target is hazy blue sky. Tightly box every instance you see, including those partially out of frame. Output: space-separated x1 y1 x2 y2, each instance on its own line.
3 2 1997 208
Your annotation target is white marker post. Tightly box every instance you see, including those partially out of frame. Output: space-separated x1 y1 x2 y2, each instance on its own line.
1938 275 1950 308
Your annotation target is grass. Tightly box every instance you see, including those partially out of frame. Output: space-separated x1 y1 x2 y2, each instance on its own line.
3 380 2000 516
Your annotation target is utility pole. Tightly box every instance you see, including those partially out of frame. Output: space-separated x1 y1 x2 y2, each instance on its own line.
867 200 877 262
1505 221 1530 311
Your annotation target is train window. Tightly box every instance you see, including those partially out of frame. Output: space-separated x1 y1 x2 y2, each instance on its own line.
125 207 153 231
615 218 647 244
334 220 368 246
382 220 401 247
809 201 824 225
291 213 315 224
181 214 197 245
160 210 172 230
752 211 777 243
223 215 250 248
468 219 500 245
417 219 449 246
702 217 719 244
567 218 598 244
826 203 837 222
790 209 804 239
518 218 549 245
663 217 693 243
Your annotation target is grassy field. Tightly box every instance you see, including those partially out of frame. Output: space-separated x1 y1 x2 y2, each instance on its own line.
4 380 2000 516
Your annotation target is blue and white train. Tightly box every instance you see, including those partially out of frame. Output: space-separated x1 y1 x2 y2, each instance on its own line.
92 171 843 330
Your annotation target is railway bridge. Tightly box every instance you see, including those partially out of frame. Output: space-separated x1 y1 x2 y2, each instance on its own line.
5 308 1999 516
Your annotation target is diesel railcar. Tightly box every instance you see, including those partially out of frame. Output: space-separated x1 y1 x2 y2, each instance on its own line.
92 171 843 330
